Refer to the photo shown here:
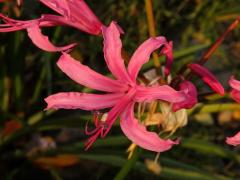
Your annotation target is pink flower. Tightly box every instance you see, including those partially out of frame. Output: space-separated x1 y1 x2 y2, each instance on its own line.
0 0 103 52
229 76 240 103
188 63 225 95
172 80 198 112
45 22 186 152
226 132 240 146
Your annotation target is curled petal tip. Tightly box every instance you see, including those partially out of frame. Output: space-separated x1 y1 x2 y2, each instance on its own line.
226 132 240 146
102 21 130 82
44 97 55 110
229 76 240 90
172 138 181 145
27 25 76 52
111 21 124 34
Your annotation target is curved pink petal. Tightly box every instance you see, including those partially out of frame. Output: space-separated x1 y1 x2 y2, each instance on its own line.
128 36 167 81
134 85 186 103
188 63 225 96
0 14 61 33
45 92 124 110
67 0 102 35
1 0 102 35
40 0 102 35
57 53 128 92
161 41 173 76
39 0 70 17
226 131 240 146
173 81 198 111
41 13 101 36
120 103 179 152
229 76 240 90
0 14 37 32
102 22 131 82
27 25 76 52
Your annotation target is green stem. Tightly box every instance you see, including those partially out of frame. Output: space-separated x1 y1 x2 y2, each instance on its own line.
114 147 142 180
188 103 240 115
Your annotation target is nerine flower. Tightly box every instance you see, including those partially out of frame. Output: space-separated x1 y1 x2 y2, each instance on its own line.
45 22 187 152
226 76 240 146
0 0 102 51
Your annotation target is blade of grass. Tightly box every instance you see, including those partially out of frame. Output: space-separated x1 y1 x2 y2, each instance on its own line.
114 147 142 180
74 154 230 180
181 138 240 163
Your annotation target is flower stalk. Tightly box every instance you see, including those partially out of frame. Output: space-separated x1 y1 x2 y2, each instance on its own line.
114 147 142 180
144 0 160 69
172 16 240 87
197 16 240 65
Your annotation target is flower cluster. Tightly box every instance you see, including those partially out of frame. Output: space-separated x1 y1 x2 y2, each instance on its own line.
1 0 239 152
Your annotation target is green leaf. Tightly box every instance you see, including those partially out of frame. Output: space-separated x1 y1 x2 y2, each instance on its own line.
181 138 240 163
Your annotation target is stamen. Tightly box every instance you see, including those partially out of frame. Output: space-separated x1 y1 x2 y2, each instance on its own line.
154 152 160 164
84 130 102 150
85 111 102 135
85 121 101 135
84 112 109 149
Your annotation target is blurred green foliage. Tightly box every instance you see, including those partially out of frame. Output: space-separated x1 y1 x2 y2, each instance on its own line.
0 0 240 179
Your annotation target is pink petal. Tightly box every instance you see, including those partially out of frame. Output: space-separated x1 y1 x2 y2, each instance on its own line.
1 0 102 35
128 36 167 81
173 81 198 111
188 63 225 96
0 14 36 32
226 131 240 146
67 0 102 35
45 92 124 110
40 0 102 35
230 89 240 103
0 14 59 33
57 53 128 92
27 25 76 52
39 0 70 17
102 22 131 82
161 41 173 76
120 103 179 152
134 85 186 103
229 76 240 90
